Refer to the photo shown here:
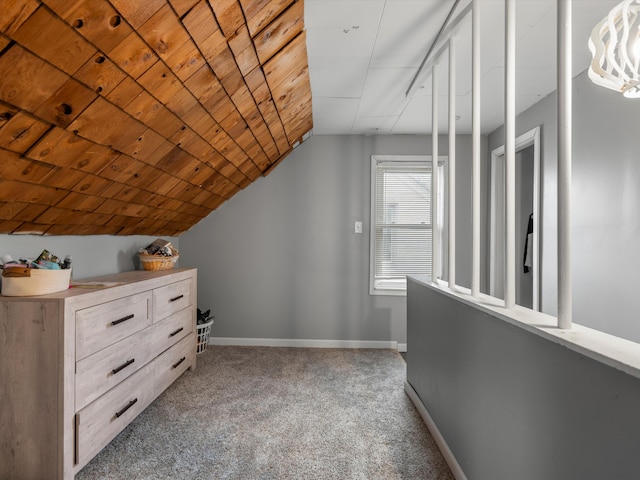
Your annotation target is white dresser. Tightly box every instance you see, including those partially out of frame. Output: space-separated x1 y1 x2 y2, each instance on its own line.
0 268 197 480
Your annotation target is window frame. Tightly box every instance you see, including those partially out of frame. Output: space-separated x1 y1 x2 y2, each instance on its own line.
369 155 446 296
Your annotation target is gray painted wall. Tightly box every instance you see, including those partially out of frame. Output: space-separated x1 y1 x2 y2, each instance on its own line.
516 146 534 308
0 132 487 346
407 278 640 480
488 93 557 316
180 134 484 344
0 235 179 281
488 145 535 306
489 70 640 342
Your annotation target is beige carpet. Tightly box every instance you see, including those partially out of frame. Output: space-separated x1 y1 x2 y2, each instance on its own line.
77 346 453 480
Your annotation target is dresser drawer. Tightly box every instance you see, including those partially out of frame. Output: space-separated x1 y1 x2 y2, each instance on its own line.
75 325 157 411
75 363 154 469
153 307 193 356
76 291 152 360
153 279 192 322
154 335 194 396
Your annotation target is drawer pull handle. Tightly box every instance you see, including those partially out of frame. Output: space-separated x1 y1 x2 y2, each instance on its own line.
111 314 134 326
112 358 135 375
169 294 184 302
169 327 184 337
172 357 186 369
115 398 138 418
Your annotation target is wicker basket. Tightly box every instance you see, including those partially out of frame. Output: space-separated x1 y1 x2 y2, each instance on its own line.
196 319 214 354
138 253 179 271
1 268 72 296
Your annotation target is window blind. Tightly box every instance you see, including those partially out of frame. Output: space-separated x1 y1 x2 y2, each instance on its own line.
373 162 432 289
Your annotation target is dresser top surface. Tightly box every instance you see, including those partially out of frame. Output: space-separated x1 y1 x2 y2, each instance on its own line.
0 268 196 303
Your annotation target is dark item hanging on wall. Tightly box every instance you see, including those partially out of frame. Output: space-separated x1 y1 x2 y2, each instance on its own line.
523 213 534 273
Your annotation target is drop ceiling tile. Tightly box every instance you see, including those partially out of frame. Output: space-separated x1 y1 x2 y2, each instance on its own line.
573 0 619 30
482 66 556 102
370 0 448 69
515 94 551 121
303 0 611 137
352 115 397 135
306 55 370 71
516 12 557 70
308 65 367 98
410 60 451 98
357 67 416 117
392 95 431 134
479 19 507 71
516 1 555 31
517 67 556 99
477 0 553 30
311 97 359 134
304 0 384 29
305 25 378 60
573 1 619 74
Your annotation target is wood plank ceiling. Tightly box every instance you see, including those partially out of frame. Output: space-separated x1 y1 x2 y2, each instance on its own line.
0 0 312 235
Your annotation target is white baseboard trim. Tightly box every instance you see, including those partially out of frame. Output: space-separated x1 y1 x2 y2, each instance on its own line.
404 380 467 480
397 343 407 352
209 337 399 350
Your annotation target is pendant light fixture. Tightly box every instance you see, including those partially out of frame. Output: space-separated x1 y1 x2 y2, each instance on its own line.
588 0 640 97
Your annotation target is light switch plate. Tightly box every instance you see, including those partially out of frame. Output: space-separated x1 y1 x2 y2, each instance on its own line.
355 221 363 234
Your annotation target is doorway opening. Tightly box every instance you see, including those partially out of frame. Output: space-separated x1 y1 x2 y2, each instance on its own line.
489 126 541 310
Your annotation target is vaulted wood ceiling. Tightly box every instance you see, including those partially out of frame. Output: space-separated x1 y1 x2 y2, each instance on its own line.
0 0 312 235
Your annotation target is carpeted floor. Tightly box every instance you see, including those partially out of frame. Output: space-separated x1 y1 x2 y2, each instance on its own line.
77 346 453 480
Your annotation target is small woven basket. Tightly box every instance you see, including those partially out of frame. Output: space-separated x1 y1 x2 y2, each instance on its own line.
138 253 179 271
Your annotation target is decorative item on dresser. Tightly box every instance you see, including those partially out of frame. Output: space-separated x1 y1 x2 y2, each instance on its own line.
0 268 197 480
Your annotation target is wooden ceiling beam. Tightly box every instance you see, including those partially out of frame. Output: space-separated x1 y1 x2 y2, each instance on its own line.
240 0 294 38
253 0 303 64
0 0 312 235
1 1 39 35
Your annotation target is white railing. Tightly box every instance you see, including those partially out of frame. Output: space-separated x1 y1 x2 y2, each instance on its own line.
422 0 573 329
448 36 457 291
557 0 573 329
431 62 440 283
471 0 481 299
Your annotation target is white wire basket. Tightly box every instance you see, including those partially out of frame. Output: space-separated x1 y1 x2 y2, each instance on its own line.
196 318 214 354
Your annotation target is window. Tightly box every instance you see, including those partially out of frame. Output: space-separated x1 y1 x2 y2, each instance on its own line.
369 155 445 295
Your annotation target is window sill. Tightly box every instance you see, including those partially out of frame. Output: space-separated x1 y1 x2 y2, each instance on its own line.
369 289 407 297
409 274 640 381
370 279 407 296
